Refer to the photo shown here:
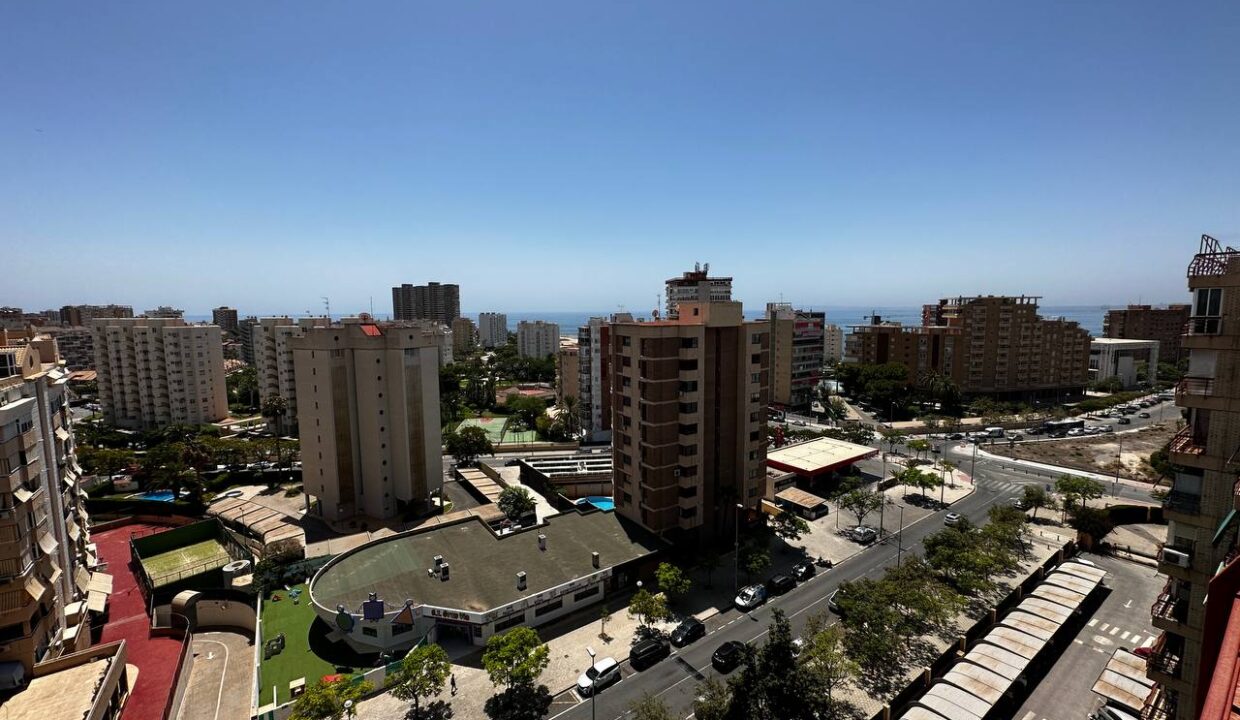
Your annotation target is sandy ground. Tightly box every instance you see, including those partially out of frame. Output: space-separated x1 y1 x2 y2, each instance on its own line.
988 421 1178 483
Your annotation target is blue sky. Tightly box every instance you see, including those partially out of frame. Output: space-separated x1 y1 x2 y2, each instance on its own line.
3 1 1238 317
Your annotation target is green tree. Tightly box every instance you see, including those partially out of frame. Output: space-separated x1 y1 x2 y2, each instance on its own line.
627 588 672 627
881 558 964 633
289 678 374 720
655 562 692 600
800 617 859 712
556 395 581 437
699 551 721 589
629 693 676 720
725 610 823 720
692 677 731 720
482 627 550 688
835 580 907 690
444 425 494 467
879 427 907 453
823 397 849 425
924 521 1000 594
837 488 886 528
906 438 931 459
78 446 135 477
483 683 552 720
505 395 548 430
388 643 452 718
1054 475 1106 520
262 394 289 436
1069 506 1115 543
497 486 536 524
227 365 259 411
770 511 812 545
740 544 771 581
1021 484 1055 521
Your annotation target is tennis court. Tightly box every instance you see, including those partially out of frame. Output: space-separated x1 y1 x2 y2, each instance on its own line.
141 539 233 587
456 416 509 443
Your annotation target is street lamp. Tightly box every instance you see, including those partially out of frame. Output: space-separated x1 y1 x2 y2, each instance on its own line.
1113 435 1124 498
896 504 906 567
734 502 744 592
586 647 597 720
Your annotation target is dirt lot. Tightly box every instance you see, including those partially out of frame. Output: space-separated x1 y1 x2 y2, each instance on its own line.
989 421 1178 483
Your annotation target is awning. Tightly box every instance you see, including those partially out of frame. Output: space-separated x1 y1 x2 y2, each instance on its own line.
88 573 113 594
75 567 91 594
68 523 81 542
1214 509 1238 546
55 427 70 442
13 487 33 503
87 590 107 613
24 575 47 602
37 533 58 557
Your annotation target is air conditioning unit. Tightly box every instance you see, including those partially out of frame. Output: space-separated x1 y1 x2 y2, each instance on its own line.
1161 548 1191 568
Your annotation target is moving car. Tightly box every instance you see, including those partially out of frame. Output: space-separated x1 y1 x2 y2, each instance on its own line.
791 559 816 581
1138 412 1151 418
577 656 620 696
1117 417 1131 425
766 574 795 596
851 526 878 544
734 584 768 611
670 618 706 647
944 512 962 526
712 641 747 672
630 638 670 670
827 588 847 614
949 433 965 440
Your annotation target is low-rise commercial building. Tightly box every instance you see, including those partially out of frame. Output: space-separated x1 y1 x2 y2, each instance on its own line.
517 320 559 359
1089 338 1160 389
308 509 658 651
92 318 228 428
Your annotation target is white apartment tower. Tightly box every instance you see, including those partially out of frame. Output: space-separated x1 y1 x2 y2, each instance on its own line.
291 321 443 521
517 321 560 359
0 335 94 679
251 317 332 434
823 324 844 364
92 318 227 429
478 313 508 349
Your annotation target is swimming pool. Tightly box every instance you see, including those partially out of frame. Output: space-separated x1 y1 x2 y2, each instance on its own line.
128 490 177 502
576 496 614 512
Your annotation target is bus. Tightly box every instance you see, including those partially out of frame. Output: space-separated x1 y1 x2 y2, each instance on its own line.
1042 418 1085 435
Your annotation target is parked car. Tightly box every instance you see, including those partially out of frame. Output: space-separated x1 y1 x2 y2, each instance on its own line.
944 512 962 527
630 638 670 670
712 641 748 672
1138 412 1151 418
577 656 620 696
851 526 878 544
734 584 768 611
949 433 965 440
1012 498 1028 511
670 618 706 647
1009 433 1024 441
791 560 816 581
766 574 795 596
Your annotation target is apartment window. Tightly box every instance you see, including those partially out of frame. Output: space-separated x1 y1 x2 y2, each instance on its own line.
680 507 697 518
680 338 698 349
678 485 697 498
1194 288 1224 333
678 423 698 435
622 491 633 503
622 337 631 347
622 453 632 466
679 359 698 371
678 402 697 413
362 627 378 638
622 356 631 367
751 333 763 344
751 353 760 364
750 373 760 383
622 396 632 407
749 392 761 402
678 381 698 393
749 430 759 442
678 445 698 457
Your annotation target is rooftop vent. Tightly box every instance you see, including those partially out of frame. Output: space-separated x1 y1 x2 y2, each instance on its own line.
517 571 527 591
592 551 600 569
433 555 444 566
538 534 547 551
440 563 450 581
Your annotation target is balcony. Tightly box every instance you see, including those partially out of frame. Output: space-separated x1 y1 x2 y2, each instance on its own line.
1150 580 1189 628
1140 685 1176 720
1169 425 1205 456
1147 632 1183 680
1161 490 1201 515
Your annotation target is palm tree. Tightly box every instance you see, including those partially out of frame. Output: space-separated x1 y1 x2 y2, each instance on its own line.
261 395 290 484
179 434 213 502
558 395 581 437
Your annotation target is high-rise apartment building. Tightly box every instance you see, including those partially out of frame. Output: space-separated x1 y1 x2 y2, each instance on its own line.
251 317 332 434
37 328 95 371
58 304 133 327
1145 235 1240 720
767 304 825 408
92 318 228 428
0 336 94 680
477 313 508 349
517 321 559 359
664 264 732 319
609 301 768 545
556 339 580 406
291 320 443 521
578 316 629 443
238 316 258 365
1104 303 1191 363
823 324 844 364
451 317 476 354
211 306 240 335
142 306 184 319
921 295 1091 399
391 282 460 325
845 319 963 381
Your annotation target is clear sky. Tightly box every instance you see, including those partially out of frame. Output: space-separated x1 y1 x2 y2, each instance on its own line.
4 1 1238 316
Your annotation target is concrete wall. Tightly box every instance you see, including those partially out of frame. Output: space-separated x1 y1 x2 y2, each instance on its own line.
196 599 257 633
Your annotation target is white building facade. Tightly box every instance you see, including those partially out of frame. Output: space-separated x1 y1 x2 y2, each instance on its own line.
478 313 508 349
1089 338 1160 389
517 321 559 359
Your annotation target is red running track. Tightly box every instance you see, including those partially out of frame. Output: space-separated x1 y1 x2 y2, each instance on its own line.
94 523 185 720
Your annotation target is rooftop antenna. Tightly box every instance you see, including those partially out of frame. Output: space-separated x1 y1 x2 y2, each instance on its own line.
322 296 331 319
369 296 374 317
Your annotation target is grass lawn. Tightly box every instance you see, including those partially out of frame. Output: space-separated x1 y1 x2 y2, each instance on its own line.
140 539 231 587
258 584 338 707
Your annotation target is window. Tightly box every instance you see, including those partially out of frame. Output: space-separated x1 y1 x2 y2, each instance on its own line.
680 337 698 349
622 356 631 367
534 599 563 617
362 627 378 637
679 423 698 435
495 614 524 632
678 380 698 393
679 402 698 413
622 337 631 347
750 373 761 383
679 359 698 371
678 485 697 498
1194 288 1223 333
680 507 697 518
751 333 763 344
751 353 761 364
393 623 413 636
573 586 600 602
678 445 698 457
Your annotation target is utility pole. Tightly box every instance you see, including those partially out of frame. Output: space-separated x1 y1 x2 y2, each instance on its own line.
1113 435 1124 497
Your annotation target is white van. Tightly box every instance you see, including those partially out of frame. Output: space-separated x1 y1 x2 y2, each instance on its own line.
985 427 1005 438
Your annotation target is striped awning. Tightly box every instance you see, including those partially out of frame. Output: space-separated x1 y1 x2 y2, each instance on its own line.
88 573 113 594
75 567 91 594
24 576 47 602
37 533 57 557
86 590 107 613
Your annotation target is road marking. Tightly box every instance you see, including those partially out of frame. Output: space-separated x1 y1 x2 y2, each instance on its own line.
1130 635 1143 646
1098 623 1109 631
1121 631 1131 641
1109 626 1120 635
1088 619 1098 627
1019 712 1036 720
1074 639 1084 645
1124 599 1133 609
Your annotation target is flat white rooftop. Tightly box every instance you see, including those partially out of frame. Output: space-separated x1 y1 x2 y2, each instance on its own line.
766 436 878 476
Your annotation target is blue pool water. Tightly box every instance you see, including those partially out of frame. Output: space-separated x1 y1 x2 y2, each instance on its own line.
577 496 614 512
131 490 176 502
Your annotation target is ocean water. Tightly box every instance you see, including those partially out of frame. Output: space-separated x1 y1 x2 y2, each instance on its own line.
189 305 1113 337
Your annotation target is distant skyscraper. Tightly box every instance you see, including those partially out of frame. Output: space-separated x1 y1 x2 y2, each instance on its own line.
211 306 240 334
391 282 460 324
451 317 476 354
478 312 508 349
665 263 732 319
291 320 443 521
517 321 559 359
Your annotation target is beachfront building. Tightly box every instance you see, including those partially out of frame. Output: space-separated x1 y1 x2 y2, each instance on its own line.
517 320 559 359
392 282 460 325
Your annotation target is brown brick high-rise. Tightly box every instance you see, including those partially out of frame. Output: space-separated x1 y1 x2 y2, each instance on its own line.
1104 303 1191 362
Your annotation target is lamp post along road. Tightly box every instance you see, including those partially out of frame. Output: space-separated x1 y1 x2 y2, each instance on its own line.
733 503 743 592
586 646 597 720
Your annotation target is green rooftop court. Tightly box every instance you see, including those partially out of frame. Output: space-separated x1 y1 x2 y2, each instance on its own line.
140 539 232 587
456 416 509 443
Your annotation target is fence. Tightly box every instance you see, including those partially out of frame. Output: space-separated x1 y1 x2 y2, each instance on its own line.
156 612 195 720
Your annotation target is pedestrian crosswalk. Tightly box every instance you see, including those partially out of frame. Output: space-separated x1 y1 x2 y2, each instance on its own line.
1082 618 1154 650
